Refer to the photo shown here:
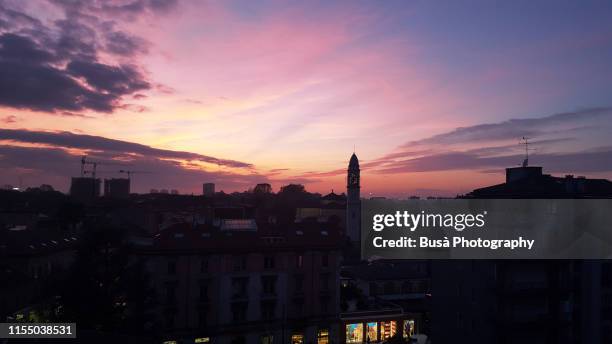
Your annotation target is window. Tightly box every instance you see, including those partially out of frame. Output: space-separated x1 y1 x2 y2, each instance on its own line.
164 311 175 329
293 297 304 317
233 255 247 271
260 334 273 344
199 281 209 301
231 336 246 344
294 274 304 293
320 273 330 291
380 321 397 339
317 329 329 344
384 281 395 294
198 308 207 327
232 277 249 299
291 333 304 344
369 282 378 296
296 254 303 268
231 302 247 322
261 300 276 320
262 275 277 295
165 282 177 303
346 323 363 343
321 253 329 267
264 254 275 269
402 320 415 339
320 296 329 314
167 261 176 275
200 258 209 273
366 322 378 342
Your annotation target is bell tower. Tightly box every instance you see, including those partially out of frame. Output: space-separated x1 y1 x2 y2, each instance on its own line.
346 152 361 244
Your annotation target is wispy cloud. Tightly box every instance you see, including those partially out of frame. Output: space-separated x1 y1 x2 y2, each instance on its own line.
0 129 253 169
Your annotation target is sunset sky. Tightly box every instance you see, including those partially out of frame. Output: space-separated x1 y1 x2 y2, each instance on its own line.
1 0 612 197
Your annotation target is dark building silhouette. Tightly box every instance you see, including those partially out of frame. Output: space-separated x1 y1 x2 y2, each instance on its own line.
253 183 272 194
104 178 130 198
69 177 100 202
203 183 215 197
434 163 612 344
467 165 612 198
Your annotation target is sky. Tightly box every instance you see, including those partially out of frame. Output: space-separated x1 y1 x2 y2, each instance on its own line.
1 0 612 197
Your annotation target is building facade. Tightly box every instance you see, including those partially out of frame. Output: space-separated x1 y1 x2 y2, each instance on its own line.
135 221 343 344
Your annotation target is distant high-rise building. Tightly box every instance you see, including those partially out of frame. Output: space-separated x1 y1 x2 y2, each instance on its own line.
346 153 361 244
104 178 130 198
171 189 179 195
70 177 100 202
253 183 272 193
203 183 215 196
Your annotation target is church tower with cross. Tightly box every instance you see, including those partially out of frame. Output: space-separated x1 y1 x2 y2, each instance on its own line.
346 152 361 244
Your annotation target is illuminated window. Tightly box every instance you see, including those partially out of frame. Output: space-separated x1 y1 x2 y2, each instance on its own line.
291 333 304 344
403 319 415 339
346 323 363 343
194 338 210 343
380 321 397 339
317 329 329 344
367 322 378 342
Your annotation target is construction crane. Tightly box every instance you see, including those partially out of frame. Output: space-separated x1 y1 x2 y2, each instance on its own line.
118 169 151 179
81 156 101 178
80 156 126 178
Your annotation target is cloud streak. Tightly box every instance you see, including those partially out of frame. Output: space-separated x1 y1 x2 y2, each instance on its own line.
295 108 612 182
0 129 253 169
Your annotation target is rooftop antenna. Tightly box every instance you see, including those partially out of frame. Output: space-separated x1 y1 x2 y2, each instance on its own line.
519 137 535 167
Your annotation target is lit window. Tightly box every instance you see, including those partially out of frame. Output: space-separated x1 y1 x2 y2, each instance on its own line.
317 329 329 344
291 333 304 344
366 322 378 342
346 323 363 343
402 319 415 339
381 321 397 339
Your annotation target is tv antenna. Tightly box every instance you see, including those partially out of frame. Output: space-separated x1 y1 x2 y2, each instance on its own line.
519 137 536 167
